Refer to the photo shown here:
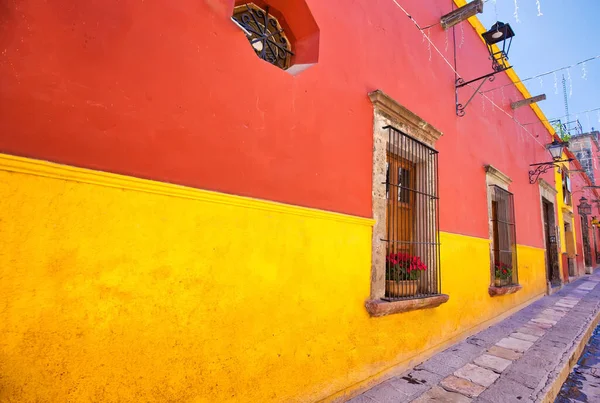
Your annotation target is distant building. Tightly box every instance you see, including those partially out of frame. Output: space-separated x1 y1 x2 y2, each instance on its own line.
569 130 600 184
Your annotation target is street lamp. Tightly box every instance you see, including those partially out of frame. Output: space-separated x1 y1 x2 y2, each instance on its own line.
456 21 516 117
578 197 592 216
528 139 573 184
547 139 567 160
481 22 515 72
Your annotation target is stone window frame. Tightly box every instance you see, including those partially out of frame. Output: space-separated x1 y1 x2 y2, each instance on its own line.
365 90 448 317
485 166 522 296
561 169 572 206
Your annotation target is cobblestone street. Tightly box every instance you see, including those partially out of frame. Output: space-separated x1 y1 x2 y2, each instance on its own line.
349 272 600 402
556 321 600 402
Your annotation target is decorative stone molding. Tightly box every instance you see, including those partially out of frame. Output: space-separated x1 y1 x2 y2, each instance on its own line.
368 90 443 147
484 165 511 186
365 294 450 317
562 207 574 217
488 284 522 297
539 179 557 197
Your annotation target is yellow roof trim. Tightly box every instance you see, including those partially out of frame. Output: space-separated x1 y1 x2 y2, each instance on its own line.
453 0 556 137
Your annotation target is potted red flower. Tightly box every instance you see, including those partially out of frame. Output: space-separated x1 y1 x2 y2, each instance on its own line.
494 262 513 287
385 252 427 297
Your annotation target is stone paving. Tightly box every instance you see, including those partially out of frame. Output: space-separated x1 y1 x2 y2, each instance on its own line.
348 272 600 403
555 319 600 402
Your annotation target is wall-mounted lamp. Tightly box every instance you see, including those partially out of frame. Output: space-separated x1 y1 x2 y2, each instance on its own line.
456 21 515 117
578 197 592 216
481 22 515 72
511 94 547 110
528 139 573 184
591 216 599 227
440 0 483 30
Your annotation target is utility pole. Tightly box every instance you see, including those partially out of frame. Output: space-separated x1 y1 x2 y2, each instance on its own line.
563 74 570 136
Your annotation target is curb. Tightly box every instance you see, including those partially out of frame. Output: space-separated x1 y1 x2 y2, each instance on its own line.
539 294 600 402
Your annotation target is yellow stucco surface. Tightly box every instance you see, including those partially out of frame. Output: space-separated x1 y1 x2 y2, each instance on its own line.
0 155 547 402
554 159 577 278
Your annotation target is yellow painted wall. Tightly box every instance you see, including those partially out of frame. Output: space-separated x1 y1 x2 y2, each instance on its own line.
0 154 547 402
554 159 577 279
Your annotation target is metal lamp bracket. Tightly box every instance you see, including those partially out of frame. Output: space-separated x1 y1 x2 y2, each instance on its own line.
528 159 573 184
455 67 512 117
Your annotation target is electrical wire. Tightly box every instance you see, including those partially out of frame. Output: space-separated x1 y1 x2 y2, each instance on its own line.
390 0 460 74
388 0 547 148
482 55 600 93
523 106 600 126
420 21 441 30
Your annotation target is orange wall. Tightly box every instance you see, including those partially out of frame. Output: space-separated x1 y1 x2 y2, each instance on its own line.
0 0 554 244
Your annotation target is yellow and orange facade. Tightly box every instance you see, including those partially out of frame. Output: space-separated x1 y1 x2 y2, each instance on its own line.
0 1 598 402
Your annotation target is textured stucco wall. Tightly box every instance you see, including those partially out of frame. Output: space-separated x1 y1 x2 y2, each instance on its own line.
0 156 547 402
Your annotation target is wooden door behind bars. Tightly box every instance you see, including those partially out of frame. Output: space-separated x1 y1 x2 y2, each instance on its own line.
386 153 415 255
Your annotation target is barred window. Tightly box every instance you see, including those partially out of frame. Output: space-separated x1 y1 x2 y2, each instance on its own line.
490 185 518 286
232 3 293 70
384 126 440 300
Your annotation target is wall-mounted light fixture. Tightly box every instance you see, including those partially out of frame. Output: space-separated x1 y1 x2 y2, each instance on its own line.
456 21 515 117
591 216 599 227
481 22 515 72
578 196 592 216
528 139 573 184
440 0 483 30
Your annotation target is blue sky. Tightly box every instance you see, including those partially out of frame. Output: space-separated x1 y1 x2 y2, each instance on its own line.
471 0 600 134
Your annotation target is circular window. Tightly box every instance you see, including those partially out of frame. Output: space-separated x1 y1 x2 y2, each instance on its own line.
232 3 293 70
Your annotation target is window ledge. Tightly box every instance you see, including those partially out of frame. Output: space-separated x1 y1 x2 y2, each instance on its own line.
365 294 449 317
488 284 522 297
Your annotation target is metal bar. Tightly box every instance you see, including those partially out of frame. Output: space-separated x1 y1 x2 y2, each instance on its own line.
529 159 572 167
456 67 513 88
382 126 438 153
382 126 440 300
435 140 440 294
384 183 439 199
460 77 490 114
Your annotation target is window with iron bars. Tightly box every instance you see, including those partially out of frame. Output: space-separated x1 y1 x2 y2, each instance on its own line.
490 185 518 287
232 3 293 70
383 126 440 300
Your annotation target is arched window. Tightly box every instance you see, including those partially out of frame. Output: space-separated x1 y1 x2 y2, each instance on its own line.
232 3 293 70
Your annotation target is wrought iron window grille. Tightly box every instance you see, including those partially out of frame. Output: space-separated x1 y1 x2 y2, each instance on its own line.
490 185 518 287
232 3 294 70
382 126 441 300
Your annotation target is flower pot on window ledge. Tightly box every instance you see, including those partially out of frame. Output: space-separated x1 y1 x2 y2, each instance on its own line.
385 252 427 298
494 278 511 287
386 280 418 298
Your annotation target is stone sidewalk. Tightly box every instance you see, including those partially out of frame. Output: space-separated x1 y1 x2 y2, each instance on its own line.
348 272 600 403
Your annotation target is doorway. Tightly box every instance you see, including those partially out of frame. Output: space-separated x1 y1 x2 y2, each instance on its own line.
581 215 592 268
543 199 559 285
